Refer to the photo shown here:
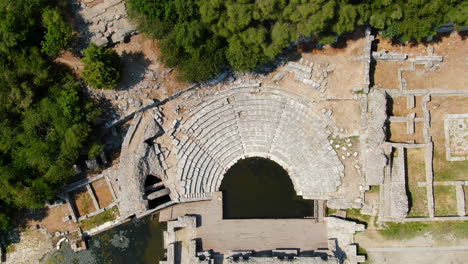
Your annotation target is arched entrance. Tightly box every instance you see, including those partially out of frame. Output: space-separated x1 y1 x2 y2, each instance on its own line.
219 157 315 218
144 175 171 209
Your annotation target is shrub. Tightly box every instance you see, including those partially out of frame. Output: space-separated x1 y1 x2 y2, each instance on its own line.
82 43 121 90
41 8 75 57
88 143 104 158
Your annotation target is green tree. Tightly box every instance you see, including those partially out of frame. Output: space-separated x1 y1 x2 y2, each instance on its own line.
128 0 466 79
82 43 121 90
333 4 358 35
0 0 103 230
446 1 468 28
41 8 75 57
0 0 43 52
88 143 104 158
127 0 177 39
226 32 266 72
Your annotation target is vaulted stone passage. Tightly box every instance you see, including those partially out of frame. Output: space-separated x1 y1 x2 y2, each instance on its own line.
174 86 344 202
144 175 171 209
220 157 315 219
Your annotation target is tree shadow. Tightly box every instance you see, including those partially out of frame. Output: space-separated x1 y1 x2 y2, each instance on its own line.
331 26 367 50
117 51 153 91
66 0 95 53
368 37 380 88
382 29 464 47
90 95 123 161
457 30 468 40
14 208 50 230
253 26 367 76
329 238 347 263
0 228 20 262
0 207 50 262
403 148 414 213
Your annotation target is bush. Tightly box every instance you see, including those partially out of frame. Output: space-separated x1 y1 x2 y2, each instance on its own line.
82 43 121 90
88 143 104 158
41 8 75 57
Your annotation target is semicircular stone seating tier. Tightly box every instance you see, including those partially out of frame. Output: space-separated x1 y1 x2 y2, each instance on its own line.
174 85 344 201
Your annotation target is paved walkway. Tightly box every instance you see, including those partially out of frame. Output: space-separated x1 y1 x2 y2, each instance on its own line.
160 192 327 254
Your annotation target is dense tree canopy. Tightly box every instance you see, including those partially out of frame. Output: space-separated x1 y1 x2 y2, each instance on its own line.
0 0 101 232
128 0 466 81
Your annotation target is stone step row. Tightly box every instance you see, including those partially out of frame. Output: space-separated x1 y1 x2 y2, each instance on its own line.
175 86 343 198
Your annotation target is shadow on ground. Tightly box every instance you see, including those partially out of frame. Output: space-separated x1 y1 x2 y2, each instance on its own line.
117 51 152 91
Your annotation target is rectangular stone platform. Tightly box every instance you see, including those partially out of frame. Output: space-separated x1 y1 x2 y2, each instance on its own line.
160 192 327 254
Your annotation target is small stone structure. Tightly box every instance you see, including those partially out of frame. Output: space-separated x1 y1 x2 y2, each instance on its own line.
372 50 407 61
283 58 331 92
326 217 366 264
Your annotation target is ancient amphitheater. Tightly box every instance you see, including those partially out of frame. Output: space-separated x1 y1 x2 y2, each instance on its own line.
113 82 368 263
174 86 344 201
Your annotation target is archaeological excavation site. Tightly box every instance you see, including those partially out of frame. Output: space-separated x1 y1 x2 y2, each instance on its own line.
48 28 464 263
1 1 467 264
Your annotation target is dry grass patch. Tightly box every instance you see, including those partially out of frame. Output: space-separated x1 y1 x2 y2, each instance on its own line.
91 178 114 208
25 204 78 234
406 148 428 217
391 96 424 118
389 121 425 143
434 185 458 216
374 61 401 89
71 187 96 217
433 150 468 181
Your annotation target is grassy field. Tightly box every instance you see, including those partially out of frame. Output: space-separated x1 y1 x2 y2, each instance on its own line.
433 150 468 181
79 206 119 231
406 148 428 217
380 221 468 239
434 186 458 216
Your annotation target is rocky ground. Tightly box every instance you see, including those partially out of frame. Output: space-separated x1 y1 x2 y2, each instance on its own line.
3 228 54 264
